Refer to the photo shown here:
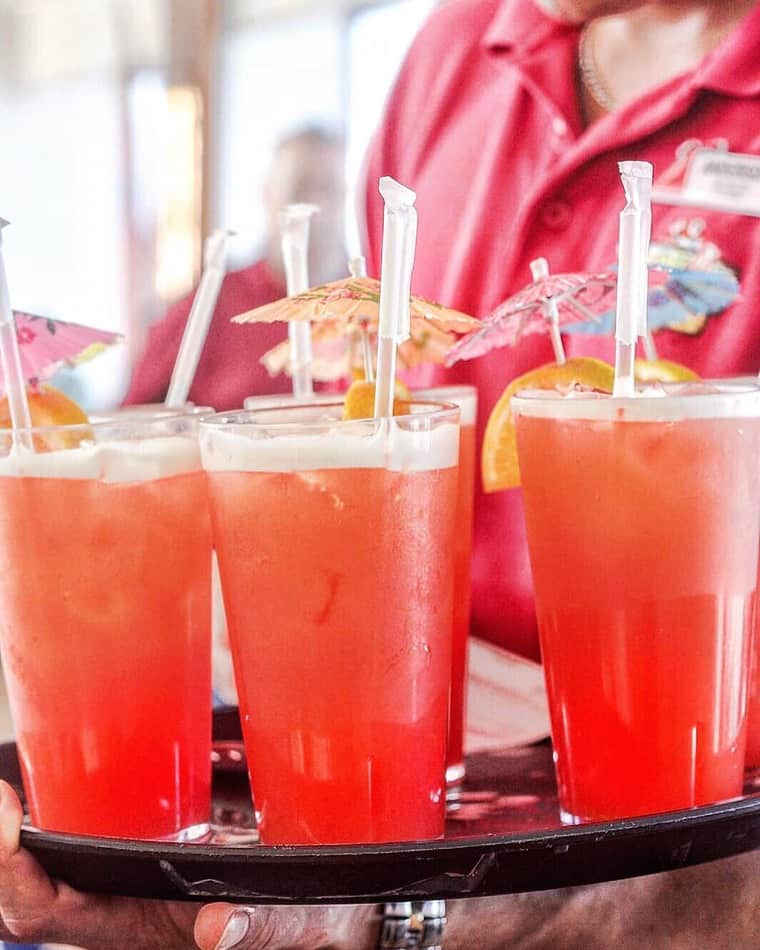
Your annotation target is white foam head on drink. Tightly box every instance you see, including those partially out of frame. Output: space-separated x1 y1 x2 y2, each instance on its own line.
243 389 479 426
201 408 459 473
414 386 477 426
0 436 201 483
511 381 760 422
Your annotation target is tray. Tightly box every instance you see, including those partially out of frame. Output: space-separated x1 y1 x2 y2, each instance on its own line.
5 708 760 905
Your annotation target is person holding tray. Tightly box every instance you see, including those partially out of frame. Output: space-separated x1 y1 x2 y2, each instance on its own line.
2 0 760 948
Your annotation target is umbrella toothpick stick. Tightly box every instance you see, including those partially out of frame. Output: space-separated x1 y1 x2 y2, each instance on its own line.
0 220 32 449
613 161 653 397
166 229 232 409
530 258 566 364
374 178 417 419
348 256 374 381
281 204 319 399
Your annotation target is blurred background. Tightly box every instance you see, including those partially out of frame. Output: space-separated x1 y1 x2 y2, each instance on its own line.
0 0 435 410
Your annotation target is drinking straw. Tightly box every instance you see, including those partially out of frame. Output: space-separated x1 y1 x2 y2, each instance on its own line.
348 255 374 381
529 258 565 364
613 161 653 397
280 204 318 398
373 178 417 418
165 229 231 408
637 169 653 341
0 220 33 447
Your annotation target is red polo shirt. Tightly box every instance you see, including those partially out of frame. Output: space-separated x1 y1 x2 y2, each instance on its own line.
363 0 760 659
124 260 291 411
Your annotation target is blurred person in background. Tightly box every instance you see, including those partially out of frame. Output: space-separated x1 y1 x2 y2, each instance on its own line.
123 126 347 411
2 1 760 949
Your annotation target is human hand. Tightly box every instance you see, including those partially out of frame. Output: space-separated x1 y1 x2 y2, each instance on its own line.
194 902 379 950
0 779 197 949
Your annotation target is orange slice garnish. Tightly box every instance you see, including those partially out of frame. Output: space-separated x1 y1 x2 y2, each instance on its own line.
0 384 90 451
634 358 699 383
482 357 615 492
342 379 412 420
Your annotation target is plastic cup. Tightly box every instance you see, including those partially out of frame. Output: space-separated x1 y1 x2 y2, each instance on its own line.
0 414 213 839
416 385 477 794
201 400 460 845
512 383 760 824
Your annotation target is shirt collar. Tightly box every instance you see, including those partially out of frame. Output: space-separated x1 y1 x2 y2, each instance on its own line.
690 3 760 99
483 0 760 98
482 0 577 58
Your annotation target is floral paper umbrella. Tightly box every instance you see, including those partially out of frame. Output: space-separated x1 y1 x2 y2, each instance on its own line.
259 315 460 382
446 262 617 366
2 311 123 390
232 276 479 335
233 275 480 381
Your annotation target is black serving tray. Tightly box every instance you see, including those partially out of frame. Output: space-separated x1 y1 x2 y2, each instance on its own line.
5 708 760 905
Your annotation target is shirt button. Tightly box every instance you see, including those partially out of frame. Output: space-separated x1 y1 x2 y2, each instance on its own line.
552 117 567 137
540 200 572 230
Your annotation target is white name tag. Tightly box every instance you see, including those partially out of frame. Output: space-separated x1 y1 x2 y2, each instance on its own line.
683 148 760 215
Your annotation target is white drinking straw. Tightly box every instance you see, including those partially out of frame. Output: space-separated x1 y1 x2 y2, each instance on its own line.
0 220 32 448
165 229 231 409
280 204 318 399
348 255 374 381
529 258 565 364
613 162 653 397
637 170 653 341
373 178 417 419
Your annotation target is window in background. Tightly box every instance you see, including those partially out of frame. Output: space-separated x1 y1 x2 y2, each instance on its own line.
0 77 133 409
214 0 434 270
214 12 344 270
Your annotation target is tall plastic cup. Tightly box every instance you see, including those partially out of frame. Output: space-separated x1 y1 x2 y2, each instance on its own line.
512 383 760 824
0 414 213 838
416 385 477 792
201 400 459 844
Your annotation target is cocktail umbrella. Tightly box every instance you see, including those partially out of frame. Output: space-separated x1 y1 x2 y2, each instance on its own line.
259 311 464 383
445 259 616 366
2 311 122 390
562 268 739 338
234 270 480 381
564 219 740 340
232 275 477 334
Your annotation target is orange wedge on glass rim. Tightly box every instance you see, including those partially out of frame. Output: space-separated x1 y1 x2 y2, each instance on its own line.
342 377 412 420
0 383 90 451
633 358 699 383
482 357 615 492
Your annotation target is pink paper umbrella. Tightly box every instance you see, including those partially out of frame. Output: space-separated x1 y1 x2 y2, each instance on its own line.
446 259 617 366
2 311 123 389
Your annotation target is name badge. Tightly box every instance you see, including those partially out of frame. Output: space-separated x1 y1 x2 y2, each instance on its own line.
683 148 760 216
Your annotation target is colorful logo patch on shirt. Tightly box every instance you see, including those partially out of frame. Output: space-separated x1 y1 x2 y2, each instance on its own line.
564 218 740 338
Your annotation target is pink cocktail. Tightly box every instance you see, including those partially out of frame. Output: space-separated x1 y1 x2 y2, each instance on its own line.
201 401 459 845
0 415 212 838
513 384 760 823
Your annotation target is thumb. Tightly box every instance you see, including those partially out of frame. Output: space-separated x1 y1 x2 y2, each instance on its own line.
194 903 379 950
194 904 286 949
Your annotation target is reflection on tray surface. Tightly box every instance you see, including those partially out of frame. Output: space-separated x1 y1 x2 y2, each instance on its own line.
12 740 760 847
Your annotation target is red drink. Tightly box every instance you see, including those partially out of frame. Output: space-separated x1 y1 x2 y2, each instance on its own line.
417 386 477 789
202 402 459 844
0 421 212 838
513 386 760 823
